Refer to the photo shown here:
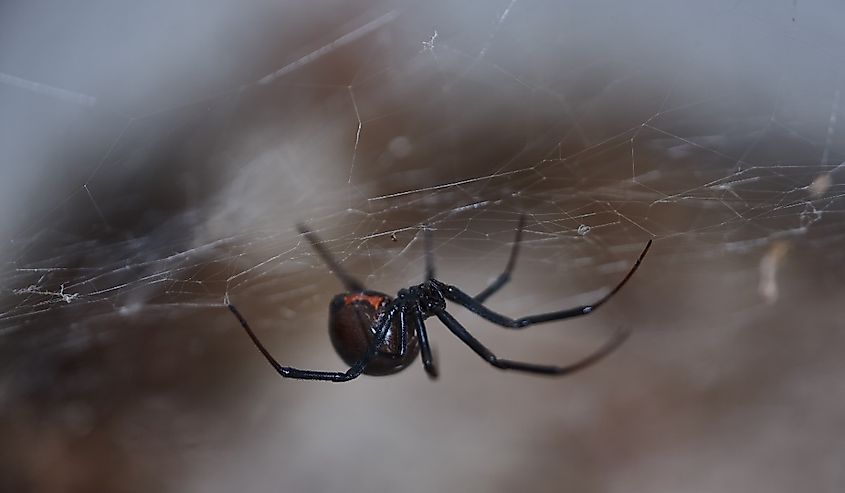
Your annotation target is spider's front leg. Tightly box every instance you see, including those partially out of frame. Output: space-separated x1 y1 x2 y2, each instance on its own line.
474 214 526 303
409 306 438 379
434 239 652 329
434 308 630 376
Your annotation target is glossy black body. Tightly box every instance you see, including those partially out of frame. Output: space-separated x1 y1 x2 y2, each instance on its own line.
227 216 653 382
329 291 420 375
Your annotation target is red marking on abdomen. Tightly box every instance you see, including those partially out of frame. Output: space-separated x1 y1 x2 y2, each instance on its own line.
344 293 385 311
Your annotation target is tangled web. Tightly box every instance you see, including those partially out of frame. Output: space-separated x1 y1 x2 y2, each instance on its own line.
1 0 843 346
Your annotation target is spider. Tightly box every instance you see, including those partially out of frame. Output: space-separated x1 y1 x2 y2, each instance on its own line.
227 216 652 382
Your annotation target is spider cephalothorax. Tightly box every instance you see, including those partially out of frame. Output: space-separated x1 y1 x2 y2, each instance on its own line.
228 215 652 382
397 281 445 315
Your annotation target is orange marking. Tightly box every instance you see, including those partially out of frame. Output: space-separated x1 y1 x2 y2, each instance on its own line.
344 293 384 311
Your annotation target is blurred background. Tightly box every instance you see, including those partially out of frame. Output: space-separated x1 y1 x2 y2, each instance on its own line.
1 0 844 491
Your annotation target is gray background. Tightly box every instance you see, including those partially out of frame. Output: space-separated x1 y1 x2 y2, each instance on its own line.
1 1 843 492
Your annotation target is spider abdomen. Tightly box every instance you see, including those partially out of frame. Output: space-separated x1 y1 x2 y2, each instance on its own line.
328 291 420 376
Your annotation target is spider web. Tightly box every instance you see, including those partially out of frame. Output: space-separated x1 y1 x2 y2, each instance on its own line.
1 0 844 491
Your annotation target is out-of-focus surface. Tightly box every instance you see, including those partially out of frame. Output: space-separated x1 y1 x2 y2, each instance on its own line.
2 1 844 492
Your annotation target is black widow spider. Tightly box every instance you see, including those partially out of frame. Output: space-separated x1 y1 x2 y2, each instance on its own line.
227 216 652 382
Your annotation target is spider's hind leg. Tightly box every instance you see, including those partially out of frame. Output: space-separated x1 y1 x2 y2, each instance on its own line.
227 300 398 382
298 223 365 292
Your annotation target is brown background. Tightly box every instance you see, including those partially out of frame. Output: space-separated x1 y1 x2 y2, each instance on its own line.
1 1 843 492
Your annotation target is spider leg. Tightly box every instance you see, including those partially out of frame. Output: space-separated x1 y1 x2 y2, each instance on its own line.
435 240 652 329
298 223 365 292
227 301 397 382
409 306 438 379
474 214 526 303
395 308 408 357
423 224 435 281
434 309 630 376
